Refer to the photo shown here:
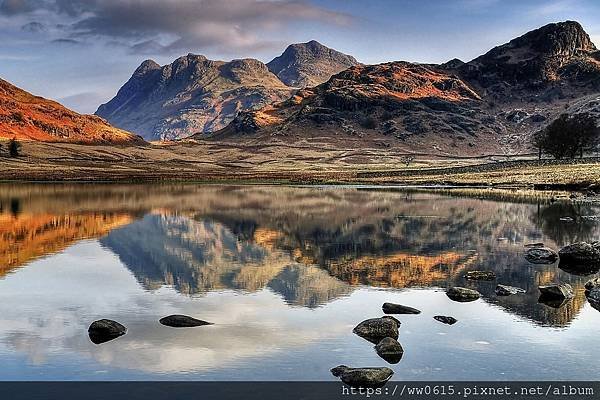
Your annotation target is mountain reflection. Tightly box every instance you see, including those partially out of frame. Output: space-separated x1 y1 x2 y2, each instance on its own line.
1 184 600 327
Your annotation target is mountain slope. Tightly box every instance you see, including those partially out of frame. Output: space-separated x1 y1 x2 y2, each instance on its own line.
96 54 294 141
266 40 358 87
0 79 142 144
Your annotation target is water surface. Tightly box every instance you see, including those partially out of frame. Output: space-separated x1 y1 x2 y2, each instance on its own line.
0 184 599 380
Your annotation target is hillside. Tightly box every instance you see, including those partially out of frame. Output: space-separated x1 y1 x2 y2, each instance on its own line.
0 79 142 144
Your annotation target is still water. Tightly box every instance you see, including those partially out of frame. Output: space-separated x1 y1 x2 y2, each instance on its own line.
0 184 599 380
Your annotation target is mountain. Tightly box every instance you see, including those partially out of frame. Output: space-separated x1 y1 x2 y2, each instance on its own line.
203 21 600 156
96 54 294 141
0 79 142 144
266 40 358 87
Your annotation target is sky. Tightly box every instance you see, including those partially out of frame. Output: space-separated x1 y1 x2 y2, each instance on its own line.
0 0 599 114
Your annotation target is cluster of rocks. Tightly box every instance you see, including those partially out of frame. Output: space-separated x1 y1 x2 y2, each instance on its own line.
88 314 212 345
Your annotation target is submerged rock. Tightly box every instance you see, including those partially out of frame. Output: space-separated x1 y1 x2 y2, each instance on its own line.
353 317 400 343
159 315 213 328
331 365 394 388
88 319 127 344
524 247 559 264
558 242 600 274
374 337 404 364
464 271 496 281
538 283 574 300
446 287 480 302
495 284 526 296
433 316 457 325
382 302 421 314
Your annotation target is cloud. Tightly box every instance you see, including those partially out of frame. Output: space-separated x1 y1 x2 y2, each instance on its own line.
1 0 353 55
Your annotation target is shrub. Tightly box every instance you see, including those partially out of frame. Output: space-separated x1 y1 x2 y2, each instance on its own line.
8 138 21 157
534 113 599 159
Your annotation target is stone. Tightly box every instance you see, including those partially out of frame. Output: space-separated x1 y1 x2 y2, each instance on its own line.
88 319 127 344
464 271 496 281
159 315 213 328
331 365 394 388
558 242 600 274
382 303 421 314
433 316 457 325
353 317 400 344
495 284 526 296
446 287 480 302
374 337 404 364
538 283 574 300
524 247 559 264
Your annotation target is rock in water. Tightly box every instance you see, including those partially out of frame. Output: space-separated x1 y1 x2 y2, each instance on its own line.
538 283 574 300
88 319 127 344
495 284 526 296
331 365 394 388
446 287 480 302
558 242 600 274
585 277 600 291
353 317 400 343
464 271 496 281
524 247 559 264
433 316 458 325
524 243 545 248
159 315 213 328
374 337 404 364
382 302 421 314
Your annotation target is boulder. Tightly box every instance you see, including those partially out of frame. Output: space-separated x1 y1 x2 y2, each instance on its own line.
433 316 457 325
446 287 480 302
88 319 127 344
558 242 600 274
382 303 421 314
353 317 400 344
495 284 526 296
538 283 574 300
524 247 559 264
464 271 496 281
331 365 394 388
374 337 404 364
159 315 213 328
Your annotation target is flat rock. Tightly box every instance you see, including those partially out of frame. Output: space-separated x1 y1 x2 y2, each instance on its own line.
524 247 559 264
464 271 496 281
446 287 480 302
88 319 127 344
495 284 526 296
433 316 457 325
382 302 421 314
353 317 400 344
159 315 213 328
538 283 574 300
374 337 404 364
331 365 394 388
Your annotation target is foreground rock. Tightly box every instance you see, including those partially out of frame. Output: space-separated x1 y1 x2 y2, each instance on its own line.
433 316 458 325
88 319 127 344
374 337 404 364
558 242 600 275
464 271 496 281
159 315 213 328
524 247 559 264
382 303 421 314
495 284 526 296
353 317 400 343
331 365 394 388
446 287 480 302
539 283 574 300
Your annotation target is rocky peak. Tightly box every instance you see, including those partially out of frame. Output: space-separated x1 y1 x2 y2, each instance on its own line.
512 21 596 57
134 59 161 76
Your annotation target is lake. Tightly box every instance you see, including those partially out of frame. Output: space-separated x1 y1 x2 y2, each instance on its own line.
0 184 599 381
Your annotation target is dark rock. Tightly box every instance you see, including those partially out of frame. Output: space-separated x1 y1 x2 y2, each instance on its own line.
88 319 127 344
159 315 213 328
558 242 600 274
464 271 496 281
331 365 394 388
538 283 574 300
524 247 559 264
374 337 404 364
495 284 526 296
353 317 400 344
560 216 575 222
524 242 545 248
584 277 600 291
538 296 571 309
382 302 421 314
446 287 480 302
434 316 458 325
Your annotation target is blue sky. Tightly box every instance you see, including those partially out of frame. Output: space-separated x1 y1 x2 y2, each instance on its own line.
0 0 599 113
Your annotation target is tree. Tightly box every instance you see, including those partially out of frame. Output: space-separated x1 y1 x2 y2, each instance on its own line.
8 138 21 157
400 155 415 167
535 113 599 159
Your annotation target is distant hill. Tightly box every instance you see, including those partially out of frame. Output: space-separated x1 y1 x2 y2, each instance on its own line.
266 40 358 87
0 79 142 144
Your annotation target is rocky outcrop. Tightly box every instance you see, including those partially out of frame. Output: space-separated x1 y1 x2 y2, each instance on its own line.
267 40 358 88
446 287 480 302
331 365 394 388
159 315 213 328
88 319 127 344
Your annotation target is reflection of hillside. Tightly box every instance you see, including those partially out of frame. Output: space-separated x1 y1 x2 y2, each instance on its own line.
99 214 351 307
0 212 132 277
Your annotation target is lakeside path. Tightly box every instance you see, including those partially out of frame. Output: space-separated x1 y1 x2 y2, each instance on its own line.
0 141 599 189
